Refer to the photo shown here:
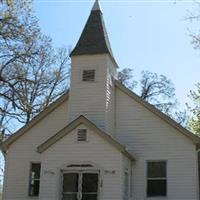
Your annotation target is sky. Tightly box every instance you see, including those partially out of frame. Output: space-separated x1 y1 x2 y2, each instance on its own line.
33 0 200 108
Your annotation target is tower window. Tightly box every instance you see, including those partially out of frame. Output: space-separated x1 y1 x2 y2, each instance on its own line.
82 70 95 82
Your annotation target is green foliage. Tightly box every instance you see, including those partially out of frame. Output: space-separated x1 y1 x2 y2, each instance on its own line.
188 83 200 134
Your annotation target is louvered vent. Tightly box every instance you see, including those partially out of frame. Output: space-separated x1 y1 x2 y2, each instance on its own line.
77 129 87 142
82 70 95 82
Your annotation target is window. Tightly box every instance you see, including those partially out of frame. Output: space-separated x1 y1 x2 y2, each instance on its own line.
82 70 95 82
29 163 41 196
147 161 167 197
77 129 87 142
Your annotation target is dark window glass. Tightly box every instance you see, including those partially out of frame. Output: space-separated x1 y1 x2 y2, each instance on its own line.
62 194 77 200
29 163 41 196
147 161 167 197
147 161 166 178
82 194 97 200
31 163 41 179
147 180 166 197
63 173 78 193
62 172 98 200
82 70 95 82
82 174 98 200
82 173 98 193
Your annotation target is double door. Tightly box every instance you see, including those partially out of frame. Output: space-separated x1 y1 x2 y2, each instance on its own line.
62 171 99 200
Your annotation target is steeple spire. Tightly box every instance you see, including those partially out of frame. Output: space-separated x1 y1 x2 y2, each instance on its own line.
92 0 101 11
70 0 118 67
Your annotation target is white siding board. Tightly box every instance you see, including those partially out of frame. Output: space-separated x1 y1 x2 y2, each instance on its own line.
115 88 198 200
69 55 117 135
4 100 69 200
40 124 123 200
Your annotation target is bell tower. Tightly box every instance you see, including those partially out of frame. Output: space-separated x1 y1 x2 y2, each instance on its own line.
68 0 118 135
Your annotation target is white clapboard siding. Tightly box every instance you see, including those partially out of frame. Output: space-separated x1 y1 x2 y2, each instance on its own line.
39 124 123 200
69 55 116 135
115 87 198 200
3 99 69 200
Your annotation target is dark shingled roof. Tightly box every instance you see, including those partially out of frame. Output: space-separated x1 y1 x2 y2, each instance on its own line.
70 8 114 59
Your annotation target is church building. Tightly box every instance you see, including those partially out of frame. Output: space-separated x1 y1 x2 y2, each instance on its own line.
1 1 200 200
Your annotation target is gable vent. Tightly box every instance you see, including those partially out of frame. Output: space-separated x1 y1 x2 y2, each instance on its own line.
77 129 87 142
82 70 95 82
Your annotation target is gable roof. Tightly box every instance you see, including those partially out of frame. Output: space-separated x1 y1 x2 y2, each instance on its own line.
37 115 135 161
115 80 200 147
0 92 69 151
1 81 199 152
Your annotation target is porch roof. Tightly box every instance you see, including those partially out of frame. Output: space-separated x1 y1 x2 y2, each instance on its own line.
37 115 136 161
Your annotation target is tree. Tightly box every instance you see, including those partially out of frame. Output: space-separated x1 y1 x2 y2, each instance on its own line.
185 1 200 49
118 68 137 90
139 71 176 113
188 83 200 134
0 0 70 137
118 68 188 125
184 3 200 133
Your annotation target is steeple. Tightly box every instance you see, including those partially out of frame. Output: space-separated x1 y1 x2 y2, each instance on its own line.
68 0 117 135
92 0 100 11
70 0 116 64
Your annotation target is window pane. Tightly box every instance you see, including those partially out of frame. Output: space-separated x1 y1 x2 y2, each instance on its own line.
147 180 167 197
62 194 77 200
29 163 41 196
147 161 166 178
82 194 97 200
63 173 78 192
31 163 41 179
29 180 40 196
82 173 98 193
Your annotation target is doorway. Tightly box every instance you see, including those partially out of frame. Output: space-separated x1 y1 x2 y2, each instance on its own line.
62 171 99 200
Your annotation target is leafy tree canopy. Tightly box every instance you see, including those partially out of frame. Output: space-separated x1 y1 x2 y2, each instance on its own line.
188 83 200 134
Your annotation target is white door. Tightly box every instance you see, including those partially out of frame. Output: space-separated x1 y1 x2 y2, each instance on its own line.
62 171 99 200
